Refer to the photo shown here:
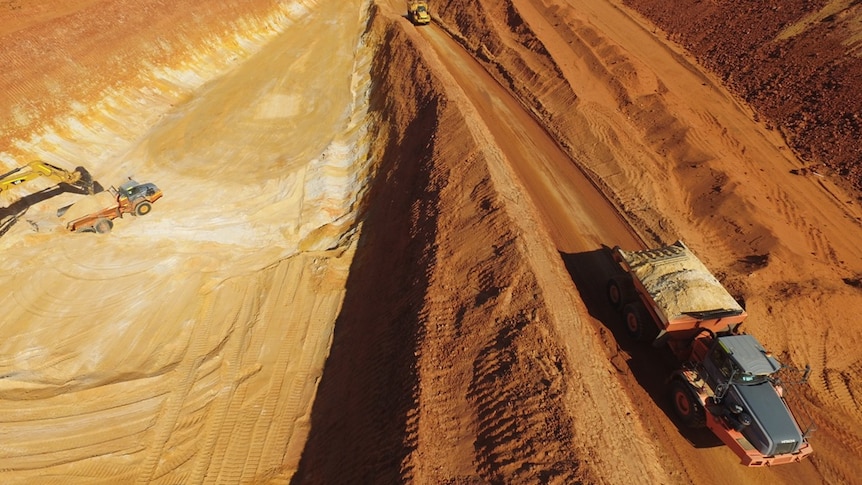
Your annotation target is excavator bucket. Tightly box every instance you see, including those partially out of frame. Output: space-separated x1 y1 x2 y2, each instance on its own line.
66 166 102 195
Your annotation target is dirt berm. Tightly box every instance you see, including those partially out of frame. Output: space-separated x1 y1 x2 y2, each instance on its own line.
294 8 665 483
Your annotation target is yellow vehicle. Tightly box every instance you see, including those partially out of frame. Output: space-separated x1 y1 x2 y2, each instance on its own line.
0 160 99 235
62 179 162 234
407 0 431 25
0 160 96 197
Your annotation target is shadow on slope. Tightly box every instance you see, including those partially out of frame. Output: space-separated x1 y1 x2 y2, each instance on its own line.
292 25 441 484
559 247 721 449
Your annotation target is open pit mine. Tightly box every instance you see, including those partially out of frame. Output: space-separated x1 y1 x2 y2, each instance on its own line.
1 1 861 484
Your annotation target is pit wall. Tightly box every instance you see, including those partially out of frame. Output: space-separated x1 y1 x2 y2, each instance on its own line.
294 5 670 483
0 0 311 167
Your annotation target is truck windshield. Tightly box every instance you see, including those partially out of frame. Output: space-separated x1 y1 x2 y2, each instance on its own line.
732 372 768 385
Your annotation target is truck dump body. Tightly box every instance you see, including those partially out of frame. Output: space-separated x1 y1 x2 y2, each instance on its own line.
615 241 746 338
60 191 118 226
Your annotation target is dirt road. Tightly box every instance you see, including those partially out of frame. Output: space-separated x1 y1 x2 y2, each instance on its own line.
412 4 824 484
427 0 862 482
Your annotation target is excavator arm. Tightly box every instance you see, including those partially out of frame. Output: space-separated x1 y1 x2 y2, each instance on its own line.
0 160 96 195
0 161 101 236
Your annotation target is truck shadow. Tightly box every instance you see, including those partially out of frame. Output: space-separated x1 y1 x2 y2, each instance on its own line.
559 247 722 449
0 182 102 238
0 186 68 237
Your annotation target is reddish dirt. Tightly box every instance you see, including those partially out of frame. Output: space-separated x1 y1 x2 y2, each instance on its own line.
0 0 277 147
622 0 862 194
2 0 862 484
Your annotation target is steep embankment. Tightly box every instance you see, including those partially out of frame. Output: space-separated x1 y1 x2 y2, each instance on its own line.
0 0 278 151
296 8 593 483
1 1 374 483
296 4 671 483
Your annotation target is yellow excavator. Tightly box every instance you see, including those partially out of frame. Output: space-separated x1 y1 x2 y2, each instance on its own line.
0 160 100 235
0 160 97 195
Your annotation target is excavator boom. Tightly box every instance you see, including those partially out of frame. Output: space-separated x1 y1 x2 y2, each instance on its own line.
0 160 96 195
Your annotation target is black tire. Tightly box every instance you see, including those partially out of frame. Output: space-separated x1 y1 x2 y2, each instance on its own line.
94 218 113 234
622 302 651 341
135 201 152 216
670 379 706 428
606 274 634 310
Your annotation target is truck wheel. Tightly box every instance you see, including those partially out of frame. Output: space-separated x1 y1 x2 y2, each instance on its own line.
670 380 706 428
135 202 152 216
622 302 649 341
94 218 113 234
607 275 634 310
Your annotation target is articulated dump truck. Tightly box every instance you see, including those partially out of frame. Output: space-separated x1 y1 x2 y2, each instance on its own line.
606 241 814 466
59 179 162 234
407 0 431 25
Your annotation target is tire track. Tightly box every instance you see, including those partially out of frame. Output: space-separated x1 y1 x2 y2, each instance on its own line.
688 108 745 159
241 260 322 481
815 330 862 423
467 314 578 484
135 292 215 484
0 398 160 472
822 368 859 418
764 183 839 265
181 279 258 485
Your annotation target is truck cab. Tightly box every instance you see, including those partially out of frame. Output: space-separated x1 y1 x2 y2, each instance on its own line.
407 1 431 25
116 180 161 215
699 335 809 459
118 180 159 202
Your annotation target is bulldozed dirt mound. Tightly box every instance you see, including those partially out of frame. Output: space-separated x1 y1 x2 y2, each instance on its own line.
1 0 862 483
